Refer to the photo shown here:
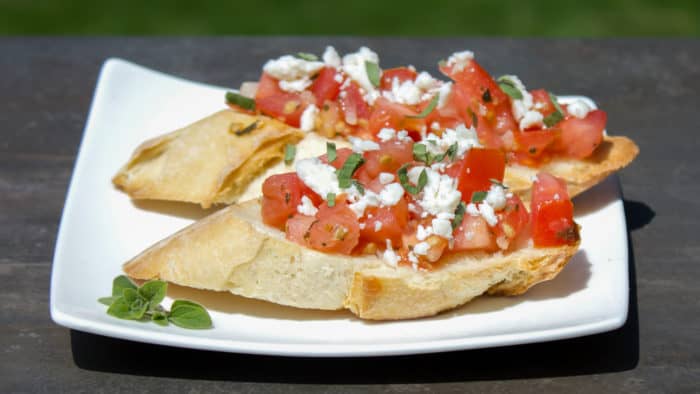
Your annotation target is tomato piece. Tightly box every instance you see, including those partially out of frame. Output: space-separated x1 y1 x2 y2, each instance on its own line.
285 214 316 245
307 198 360 254
446 148 505 203
514 129 559 159
453 215 497 252
339 82 370 126
254 73 315 127
494 195 530 249
380 67 417 90
530 89 557 118
316 101 344 137
367 97 421 135
440 60 518 149
360 199 409 246
261 173 321 229
554 109 606 159
320 147 354 170
361 139 414 178
530 173 579 247
310 67 341 106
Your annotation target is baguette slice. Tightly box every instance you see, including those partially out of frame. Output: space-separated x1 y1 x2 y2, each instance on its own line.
112 110 304 208
123 199 580 320
505 135 639 201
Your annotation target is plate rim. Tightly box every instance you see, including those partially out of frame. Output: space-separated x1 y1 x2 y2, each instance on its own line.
50 57 629 357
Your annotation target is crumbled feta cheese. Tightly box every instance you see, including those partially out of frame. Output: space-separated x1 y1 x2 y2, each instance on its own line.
431 218 453 239
414 71 440 91
408 251 419 265
377 128 396 142
349 136 380 153
374 221 383 232
479 203 498 226
396 130 411 141
431 162 447 172
408 203 420 214
263 55 324 93
446 50 474 72
466 203 480 217
484 184 507 210
333 73 344 83
423 123 481 158
342 47 380 97
417 168 462 216
322 46 341 68
379 172 395 184
519 109 543 130
295 158 340 198
383 78 423 105
347 189 380 217
407 166 427 184
413 241 430 256
300 105 318 132
567 99 592 119
416 224 433 241
382 239 400 267
430 121 441 131
379 183 404 206
297 195 318 216
437 82 452 109
359 222 366 230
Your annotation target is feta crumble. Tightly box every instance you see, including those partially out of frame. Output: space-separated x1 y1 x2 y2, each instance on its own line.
342 47 380 101
322 46 341 68
567 99 592 119
379 183 405 206
382 239 400 267
297 195 318 216
374 221 383 232
263 55 324 93
413 241 430 256
299 105 318 132
423 123 481 157
379 172 395 184
501 74 544 130
446 50 474 72
416 168 462 217
349 136 380 153
295 158 340 198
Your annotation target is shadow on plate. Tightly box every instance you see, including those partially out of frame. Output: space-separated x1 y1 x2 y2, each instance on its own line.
131 199 221 221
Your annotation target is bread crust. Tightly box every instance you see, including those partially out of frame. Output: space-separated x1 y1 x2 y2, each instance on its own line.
505 135 639 201
123 199 580 320
112 110 303 208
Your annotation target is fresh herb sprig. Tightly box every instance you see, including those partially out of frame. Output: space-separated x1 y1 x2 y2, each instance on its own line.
365 61 381 87
451 202 467 230
295 52 318 61
336 153 365 188
412 142 458 166
284 144 296 165
232 121 259 136
543 92 565 127
225 91 256 111
398 164 427 195
496 76 523 100
99 276 212 330
408 95 439 119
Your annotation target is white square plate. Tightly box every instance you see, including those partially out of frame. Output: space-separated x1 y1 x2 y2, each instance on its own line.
50 58 629 357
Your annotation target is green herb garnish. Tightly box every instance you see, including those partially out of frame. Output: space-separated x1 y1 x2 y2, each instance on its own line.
365 61 381 88
284 144 296 165
471 191 488 203
225 91 256 111
398 164 428 195
497 76 523 100
451 201 467 230
326 142 337 163
233 120 259 136
336 153 365 188
408 95 439 119
327 192 336 207
99 276 212 329
543 91 565 127
413 142 458 166
352 179 365 195
295 52 318 61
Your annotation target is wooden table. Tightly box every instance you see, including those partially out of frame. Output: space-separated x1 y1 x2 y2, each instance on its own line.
2 37 698 392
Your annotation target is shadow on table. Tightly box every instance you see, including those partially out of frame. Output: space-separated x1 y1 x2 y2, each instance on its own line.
70 200 650 384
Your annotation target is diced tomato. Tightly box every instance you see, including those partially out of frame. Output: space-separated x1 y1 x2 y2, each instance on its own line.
453 215 497 252
530 173 579 247
494 195 530 249
514 129 560 161
446 148 505 203
367 97 422 135
261 173 321 229
554 109 606 159
310 67 341 106
285 214 316 245
339 82 370 126
530 89 557 118
380 67 417 90
360 199 409 245
320 147 354 169
306 198 361 254
255 73 315 127
361 139 414 178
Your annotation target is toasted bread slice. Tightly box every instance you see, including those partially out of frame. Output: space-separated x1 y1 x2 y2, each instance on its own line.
123 199 579 320
505 136 639 201
112 110 304 208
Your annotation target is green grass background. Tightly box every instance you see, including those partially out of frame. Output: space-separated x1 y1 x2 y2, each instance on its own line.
1 0 698 35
